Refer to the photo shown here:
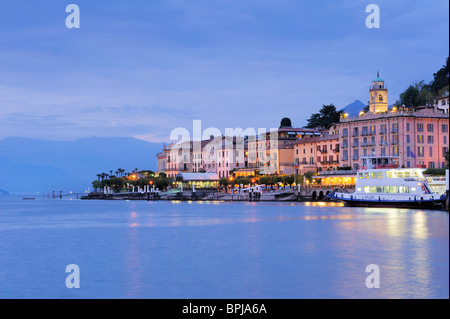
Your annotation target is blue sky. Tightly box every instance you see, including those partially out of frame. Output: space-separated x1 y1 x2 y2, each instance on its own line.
0 0 448 142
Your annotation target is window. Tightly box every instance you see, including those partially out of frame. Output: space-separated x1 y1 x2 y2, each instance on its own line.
352 149 359 160
427 136 434 144
407 146 411 157
342 139 348 148
418 146 424 157
362 126 368 135
417 135 424 143
417 123 424 132
392 135 399 145
427 124 434 132
342 128 348 137
406 123 410 132
342 150 348 161
442 124 448 133
406 135 411 143
429 147 433 157
392 123 399 132
393 146 399 156
444 136 447 144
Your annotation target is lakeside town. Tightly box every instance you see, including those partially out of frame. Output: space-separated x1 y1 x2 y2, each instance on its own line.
85 67 450 208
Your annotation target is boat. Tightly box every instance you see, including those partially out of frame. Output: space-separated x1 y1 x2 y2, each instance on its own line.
22 198 36 200
328 156 448 210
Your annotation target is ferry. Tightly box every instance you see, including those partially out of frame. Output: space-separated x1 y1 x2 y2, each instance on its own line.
328 156 448 210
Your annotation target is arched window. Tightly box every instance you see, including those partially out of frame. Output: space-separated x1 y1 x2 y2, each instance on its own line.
379 94 383 102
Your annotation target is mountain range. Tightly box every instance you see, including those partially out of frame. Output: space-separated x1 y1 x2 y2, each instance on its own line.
0 137 163 194
341 100 366 117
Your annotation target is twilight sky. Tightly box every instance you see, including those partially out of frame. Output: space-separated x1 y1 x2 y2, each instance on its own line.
0 0 448 142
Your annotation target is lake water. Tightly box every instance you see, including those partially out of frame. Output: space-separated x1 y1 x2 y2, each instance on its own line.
0 196 448 299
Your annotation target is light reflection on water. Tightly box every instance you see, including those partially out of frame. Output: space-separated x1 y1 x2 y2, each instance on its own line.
0 197 448 299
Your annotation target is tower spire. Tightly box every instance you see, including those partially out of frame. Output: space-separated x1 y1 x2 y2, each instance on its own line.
377 70 379 78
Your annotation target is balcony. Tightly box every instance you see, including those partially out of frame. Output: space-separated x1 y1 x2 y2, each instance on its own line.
380 129 387 134
369 130 376 135
352 132 359 137
332 147 340 153
352 156 359 160
318 149 328 154
352 143 359 148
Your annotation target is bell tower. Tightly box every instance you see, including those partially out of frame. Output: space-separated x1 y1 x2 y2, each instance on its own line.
369 71 388 113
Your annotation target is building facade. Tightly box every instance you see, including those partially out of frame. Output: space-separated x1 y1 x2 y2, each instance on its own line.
338 76 449 170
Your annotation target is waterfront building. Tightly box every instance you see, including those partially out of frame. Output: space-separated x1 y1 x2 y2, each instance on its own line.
293 124 340 175
156 144 168 174
156 74 449 179
174 172 220 190
338 74 449 170
157 136 248 179
215 136 248 178
247 121 322 175
161 141 194 178
435 91 449 113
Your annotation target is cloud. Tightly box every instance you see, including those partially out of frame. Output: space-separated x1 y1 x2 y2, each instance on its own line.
0 0 448 141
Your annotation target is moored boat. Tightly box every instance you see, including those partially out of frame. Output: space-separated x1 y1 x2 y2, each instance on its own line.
328 156 447 210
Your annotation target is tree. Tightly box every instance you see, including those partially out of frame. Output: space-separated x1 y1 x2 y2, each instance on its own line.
306 104 343 128
303 172 314 184
400 85 420 107
219 178 230 187
431 57 449 95
280 117 292 128
282 175 294 186
400 82 435 108
92 180 101 191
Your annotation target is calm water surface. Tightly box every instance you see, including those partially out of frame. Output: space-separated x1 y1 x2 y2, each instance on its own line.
0 196 448 299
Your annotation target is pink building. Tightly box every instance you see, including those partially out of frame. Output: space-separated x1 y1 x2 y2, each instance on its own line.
293 128 340 174
338 76 449 170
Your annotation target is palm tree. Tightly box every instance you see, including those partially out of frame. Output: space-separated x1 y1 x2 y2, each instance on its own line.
97 174 101 181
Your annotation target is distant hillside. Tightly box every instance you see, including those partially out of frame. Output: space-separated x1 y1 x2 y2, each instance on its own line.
0 189 10 196
341 100 366 117
0 137 164 193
